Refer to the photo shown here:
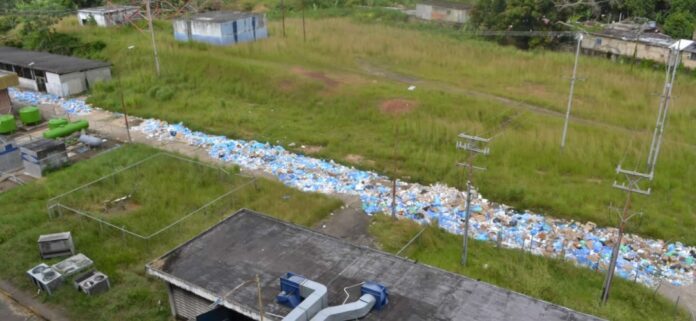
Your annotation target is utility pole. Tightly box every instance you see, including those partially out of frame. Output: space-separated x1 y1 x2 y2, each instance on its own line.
145 0 161 76
456 133 490 266
281 0 286 38
121 45 135 143
301 0 306 43
646 41 688 176
601 165 651 304
560 32 583 150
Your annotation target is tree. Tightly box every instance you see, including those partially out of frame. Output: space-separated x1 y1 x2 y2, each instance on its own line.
663 11 696 38
670 0 696 13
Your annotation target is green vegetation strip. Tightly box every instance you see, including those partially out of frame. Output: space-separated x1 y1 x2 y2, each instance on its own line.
369 215 691 321
61 14 696 244
0 144 341 321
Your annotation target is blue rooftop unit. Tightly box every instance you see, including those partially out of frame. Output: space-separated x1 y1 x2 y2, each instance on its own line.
173 11 268 46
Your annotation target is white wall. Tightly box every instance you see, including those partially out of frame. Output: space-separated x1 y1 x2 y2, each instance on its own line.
45 72 63 96
17 77 38 91
191 20 222 37
59 72 87 97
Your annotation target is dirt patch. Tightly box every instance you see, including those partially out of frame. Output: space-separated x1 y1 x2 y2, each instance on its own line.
291 67 340 88
379 99 418 115
302 145 324 154
345 154 375 167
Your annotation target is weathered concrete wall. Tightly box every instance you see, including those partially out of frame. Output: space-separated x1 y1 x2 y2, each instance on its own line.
173 20 191 41
45 72 62 97
174 15 268 45
415 4 469 23
581 35 669 63
0 89 11 114
78 8 139 27
85 67 111 89
681 52 696 69
17 77 38 91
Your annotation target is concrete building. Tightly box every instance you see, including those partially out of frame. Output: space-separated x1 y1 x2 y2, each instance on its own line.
0 47 111 97
77 5 140 27
0 71 19 114
146 209 606 321
581 20 696 69
173 11 268 46
414 0 471 24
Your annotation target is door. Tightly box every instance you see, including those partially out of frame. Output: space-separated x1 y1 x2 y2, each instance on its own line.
36 76 47 92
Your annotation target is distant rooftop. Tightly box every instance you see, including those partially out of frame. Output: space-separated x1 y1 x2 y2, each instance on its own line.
147 209 607 321
77 5 139 14
0 47 111 75
176 11 263 23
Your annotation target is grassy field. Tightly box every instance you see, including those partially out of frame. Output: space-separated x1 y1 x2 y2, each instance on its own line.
0 144 342 321
56 13 696 244
369 215 691 321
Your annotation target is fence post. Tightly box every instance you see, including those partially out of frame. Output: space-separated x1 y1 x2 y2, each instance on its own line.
496 230 502 248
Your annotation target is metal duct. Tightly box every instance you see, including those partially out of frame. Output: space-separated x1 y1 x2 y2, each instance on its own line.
280 275 328 321
308 294 376 321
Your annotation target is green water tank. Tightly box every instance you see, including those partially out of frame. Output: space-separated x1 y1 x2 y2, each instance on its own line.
19 106 41 125
48 118 69 129
0 115 16 134
43 120 89 139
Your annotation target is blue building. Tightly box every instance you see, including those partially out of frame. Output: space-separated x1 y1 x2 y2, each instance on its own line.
173 11 268 46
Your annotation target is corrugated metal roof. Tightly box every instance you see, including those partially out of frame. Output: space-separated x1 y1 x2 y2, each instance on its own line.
0 47 111 75
77 5 139 14
147 209 608 321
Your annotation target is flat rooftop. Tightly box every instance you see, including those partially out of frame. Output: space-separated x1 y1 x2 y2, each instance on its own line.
77 5 139 14
147 209 606 321
0 47 111 75
177 11 262 23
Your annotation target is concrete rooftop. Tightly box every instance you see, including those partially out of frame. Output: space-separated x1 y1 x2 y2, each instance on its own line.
147 209 607 321
0 47 111 75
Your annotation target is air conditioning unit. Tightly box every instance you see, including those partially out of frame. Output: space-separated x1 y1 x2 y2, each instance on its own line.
52 253 93 278
26 263 63 295
37 232 75 259
77 271 110 295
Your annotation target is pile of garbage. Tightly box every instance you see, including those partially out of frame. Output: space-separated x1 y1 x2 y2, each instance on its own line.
9 88 93 115
10 87 694 288
133 119 695 288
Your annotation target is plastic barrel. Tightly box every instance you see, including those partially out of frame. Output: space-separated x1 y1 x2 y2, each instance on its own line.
0 115 16 134
48 118 69 129
43 120 89 139
19 106 41 125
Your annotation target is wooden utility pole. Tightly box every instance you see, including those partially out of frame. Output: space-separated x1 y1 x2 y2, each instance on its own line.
145 0 161 76
281 0 286 38
456 133 490 266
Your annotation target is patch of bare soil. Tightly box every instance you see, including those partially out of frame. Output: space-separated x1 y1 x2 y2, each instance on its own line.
345 154 375 167
291 67 340 88
379 99 418 115
302 145 324 154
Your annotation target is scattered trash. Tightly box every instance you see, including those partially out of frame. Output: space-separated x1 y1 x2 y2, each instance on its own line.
12 88 694 288
407 85 416 91
10 88 93 115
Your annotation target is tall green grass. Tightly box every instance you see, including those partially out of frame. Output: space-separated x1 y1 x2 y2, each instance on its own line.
369 214 691 321
0 144 342 321
55 15 696 244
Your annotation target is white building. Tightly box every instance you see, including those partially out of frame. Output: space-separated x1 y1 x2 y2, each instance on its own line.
77 5 140 27
173 11 268 46
0 47 112 97
414 0 471 24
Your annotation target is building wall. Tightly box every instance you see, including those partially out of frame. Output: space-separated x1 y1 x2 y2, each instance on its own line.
681 51 696 69
17 77 38 91
415 4 469 23
78 8 140 27
581 35 669 64
174 15 268 45
168 284 214 320
85 67 112 88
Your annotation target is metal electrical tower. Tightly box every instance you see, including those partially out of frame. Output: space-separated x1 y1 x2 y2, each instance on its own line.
645 40 691 176
456 133 490 266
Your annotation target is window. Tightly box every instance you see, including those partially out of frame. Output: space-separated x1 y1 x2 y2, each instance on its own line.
595 38 602 46
689 52 696 61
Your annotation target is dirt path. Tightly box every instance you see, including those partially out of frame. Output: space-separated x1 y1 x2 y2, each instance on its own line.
658 282 696 320
0 280 70 321
312 194 375 248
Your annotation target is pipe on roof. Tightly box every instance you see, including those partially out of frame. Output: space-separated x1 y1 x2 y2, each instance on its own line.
281 277 328 321
309 294 376 321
